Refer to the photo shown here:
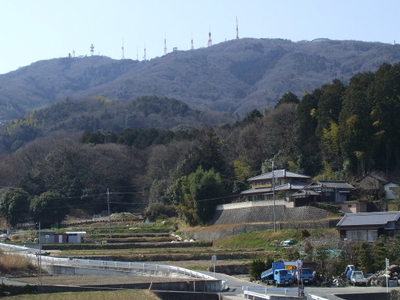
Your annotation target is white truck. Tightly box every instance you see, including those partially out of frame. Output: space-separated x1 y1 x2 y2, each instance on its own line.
345 265 367 286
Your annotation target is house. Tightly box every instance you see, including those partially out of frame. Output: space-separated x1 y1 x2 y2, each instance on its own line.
337 211 400 242
240 169 311 202
355 173 400 201
305 180 354 203
290 180 355 207
354 173 387 199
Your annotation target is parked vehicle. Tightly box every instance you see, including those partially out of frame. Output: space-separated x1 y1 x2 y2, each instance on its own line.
261 261 293 286
292 267 314 284
261 261 294 286
344 265 367 286
281 239 297 247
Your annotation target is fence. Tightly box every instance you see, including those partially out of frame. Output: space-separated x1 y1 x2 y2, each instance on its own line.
242 286 330 300
0 243 216 281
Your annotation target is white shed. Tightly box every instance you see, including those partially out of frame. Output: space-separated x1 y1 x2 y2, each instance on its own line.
65 231 86 243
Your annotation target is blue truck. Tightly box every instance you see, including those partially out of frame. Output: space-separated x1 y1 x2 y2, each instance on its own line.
291 267 314 284
261 261 294 286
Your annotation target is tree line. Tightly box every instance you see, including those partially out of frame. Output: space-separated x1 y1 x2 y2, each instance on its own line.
1 62 400 227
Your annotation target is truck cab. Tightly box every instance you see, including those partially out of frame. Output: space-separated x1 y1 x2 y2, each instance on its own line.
292 267 314 284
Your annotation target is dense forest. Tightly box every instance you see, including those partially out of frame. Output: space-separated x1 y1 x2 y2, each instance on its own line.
1 62 400 227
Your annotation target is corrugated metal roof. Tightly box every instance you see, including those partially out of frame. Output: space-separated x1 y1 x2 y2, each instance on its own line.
337 211 400 227
248 169 311 181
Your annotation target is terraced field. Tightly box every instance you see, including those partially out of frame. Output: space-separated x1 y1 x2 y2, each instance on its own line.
42 221 261 272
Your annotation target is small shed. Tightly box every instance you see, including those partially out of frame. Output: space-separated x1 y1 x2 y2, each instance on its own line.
65 231 86 243
39 231 55 244
339 201 367 213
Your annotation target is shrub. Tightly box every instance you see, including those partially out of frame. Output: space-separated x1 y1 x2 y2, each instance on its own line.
249 259 267 280
144 203 177 221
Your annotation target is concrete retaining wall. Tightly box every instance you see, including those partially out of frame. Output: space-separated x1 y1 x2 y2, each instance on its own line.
335 293 390 300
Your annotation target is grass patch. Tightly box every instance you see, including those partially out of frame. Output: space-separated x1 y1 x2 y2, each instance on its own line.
213 228 338 249
0 252 37 275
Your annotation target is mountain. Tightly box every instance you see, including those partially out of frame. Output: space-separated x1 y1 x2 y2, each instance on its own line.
1 38 400 122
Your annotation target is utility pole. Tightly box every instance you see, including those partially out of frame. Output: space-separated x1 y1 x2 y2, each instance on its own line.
38 222 42 286
107 188 111 238
272 161 276 231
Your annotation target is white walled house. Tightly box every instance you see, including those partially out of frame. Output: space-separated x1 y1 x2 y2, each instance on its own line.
337 211 400 242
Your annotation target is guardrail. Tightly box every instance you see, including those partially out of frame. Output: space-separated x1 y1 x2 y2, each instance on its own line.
242 286 330 300
243 286 301 298
0 243 215 281
306 295 330 300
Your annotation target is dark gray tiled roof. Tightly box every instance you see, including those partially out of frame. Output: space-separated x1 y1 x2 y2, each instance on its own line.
308 180 354 190
337 211 400 227
240 182 308 195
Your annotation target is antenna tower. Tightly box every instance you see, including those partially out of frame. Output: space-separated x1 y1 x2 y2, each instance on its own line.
143 42 147 61
207 26 212 47
191 34 194 50
90 44 94 56
164 33 167 55
121 39 125 59
236 16 239 39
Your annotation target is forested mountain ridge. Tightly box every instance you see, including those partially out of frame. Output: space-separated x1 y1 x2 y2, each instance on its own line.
2 61 400 227
1 38 400 122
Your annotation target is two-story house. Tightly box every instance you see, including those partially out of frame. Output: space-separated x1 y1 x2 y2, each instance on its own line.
240 169 311 202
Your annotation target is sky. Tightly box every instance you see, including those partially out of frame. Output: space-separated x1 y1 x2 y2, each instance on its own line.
0 0 399 75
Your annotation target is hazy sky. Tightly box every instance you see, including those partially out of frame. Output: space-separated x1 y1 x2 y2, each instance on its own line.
0 0 399 75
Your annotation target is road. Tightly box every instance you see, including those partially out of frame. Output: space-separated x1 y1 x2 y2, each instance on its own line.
0 277 34 286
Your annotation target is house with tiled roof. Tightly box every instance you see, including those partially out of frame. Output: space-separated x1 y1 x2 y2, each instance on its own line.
354 173 400 201
240 169 311 202
290 180 355 207
337 211 400 242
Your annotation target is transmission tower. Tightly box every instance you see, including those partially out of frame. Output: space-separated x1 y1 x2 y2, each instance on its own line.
164 33 167 55
236 16 239 39
121 39 125 59
207 26 212 47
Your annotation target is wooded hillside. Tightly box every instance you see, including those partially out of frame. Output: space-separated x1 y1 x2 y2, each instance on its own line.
1 38 400 122
2 62 400 227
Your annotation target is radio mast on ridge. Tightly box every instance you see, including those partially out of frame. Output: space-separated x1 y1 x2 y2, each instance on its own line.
164 33 167 55
207 26 212 47
236 16 239 39
121 39 125 59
